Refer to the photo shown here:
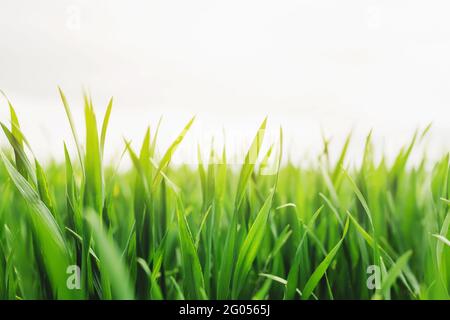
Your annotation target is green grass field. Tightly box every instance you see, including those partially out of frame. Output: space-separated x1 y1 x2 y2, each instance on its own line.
0 90 449 300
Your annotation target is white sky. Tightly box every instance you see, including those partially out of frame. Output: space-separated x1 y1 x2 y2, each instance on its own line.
0 1 449 165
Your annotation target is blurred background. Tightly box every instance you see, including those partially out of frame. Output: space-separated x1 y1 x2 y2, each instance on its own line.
0 0 449 165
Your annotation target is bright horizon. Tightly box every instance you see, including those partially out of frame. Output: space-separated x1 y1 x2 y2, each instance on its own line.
0 1 449 165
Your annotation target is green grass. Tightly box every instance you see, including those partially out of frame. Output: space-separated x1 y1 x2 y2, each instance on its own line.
0 90 449 300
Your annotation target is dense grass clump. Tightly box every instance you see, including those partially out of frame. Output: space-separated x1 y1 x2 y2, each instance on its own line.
0 90 449 300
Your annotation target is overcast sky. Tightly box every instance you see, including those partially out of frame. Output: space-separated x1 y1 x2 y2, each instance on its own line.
0 1 449 164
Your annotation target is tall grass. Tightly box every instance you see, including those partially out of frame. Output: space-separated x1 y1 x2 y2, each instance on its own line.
0 91 449 300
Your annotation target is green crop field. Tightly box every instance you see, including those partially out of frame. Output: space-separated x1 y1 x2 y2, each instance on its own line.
0 89 449 300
